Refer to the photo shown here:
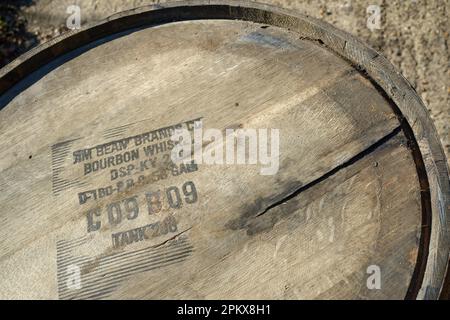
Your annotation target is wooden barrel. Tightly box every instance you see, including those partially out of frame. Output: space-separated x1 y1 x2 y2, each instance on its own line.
0 1 449 300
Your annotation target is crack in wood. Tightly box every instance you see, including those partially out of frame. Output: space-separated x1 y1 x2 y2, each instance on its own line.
254 125 403 219
151 227 193 249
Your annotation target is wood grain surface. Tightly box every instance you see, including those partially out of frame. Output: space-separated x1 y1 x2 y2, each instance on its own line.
0 1 448 300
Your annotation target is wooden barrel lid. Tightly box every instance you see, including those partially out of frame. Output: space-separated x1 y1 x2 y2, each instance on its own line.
0 1 448 300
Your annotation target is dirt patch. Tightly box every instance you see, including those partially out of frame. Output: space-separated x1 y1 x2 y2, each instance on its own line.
0 0 38 66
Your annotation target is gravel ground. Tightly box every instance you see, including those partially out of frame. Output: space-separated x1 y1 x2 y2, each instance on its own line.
1 0 449 167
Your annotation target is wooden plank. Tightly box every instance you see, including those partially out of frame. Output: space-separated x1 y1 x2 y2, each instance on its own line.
0 2 447 299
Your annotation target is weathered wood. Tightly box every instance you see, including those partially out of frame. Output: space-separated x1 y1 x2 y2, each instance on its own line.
0 1 448 300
